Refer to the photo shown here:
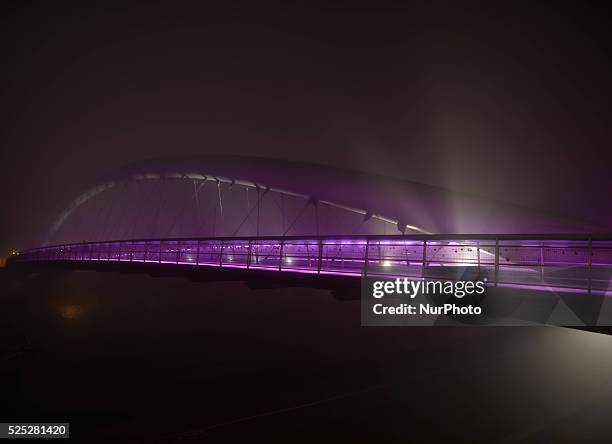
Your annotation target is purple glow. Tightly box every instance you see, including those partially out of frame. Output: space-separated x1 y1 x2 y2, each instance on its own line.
14 236 612 296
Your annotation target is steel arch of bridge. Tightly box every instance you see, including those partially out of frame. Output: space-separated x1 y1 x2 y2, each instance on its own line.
45 174 429 246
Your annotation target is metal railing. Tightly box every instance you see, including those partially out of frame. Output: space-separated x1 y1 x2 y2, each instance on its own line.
13 234 612 295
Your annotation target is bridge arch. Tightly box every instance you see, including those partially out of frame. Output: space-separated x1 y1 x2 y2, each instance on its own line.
45 154 599 247
46 156 429 246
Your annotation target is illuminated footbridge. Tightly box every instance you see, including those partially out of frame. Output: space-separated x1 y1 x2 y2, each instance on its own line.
10 156 612 296
13 234 612 296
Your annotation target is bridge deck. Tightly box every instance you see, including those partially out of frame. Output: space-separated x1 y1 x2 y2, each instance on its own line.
13 235 612 295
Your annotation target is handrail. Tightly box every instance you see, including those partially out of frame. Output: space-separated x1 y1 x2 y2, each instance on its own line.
12 235 612 296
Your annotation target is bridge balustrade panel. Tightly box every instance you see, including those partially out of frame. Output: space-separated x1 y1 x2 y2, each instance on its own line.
249 241 282 270
497 240 590 290
281 240 320 273
220 240 250 268
366 240 423 278
319 240 366 276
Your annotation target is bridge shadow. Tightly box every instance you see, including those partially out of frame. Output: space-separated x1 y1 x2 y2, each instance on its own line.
9 259 612 330
8 260 361 301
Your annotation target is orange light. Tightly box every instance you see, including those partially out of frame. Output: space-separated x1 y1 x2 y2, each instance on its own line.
60 305 83 320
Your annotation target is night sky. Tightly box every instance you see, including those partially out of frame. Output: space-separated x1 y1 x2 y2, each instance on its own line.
2 2 612 253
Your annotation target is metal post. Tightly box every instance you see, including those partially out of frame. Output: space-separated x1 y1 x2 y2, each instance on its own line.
421 240 427 278
246 239 252 269
279 239 285 271
494 238 500 287
219 240 225 267
364 239 370 277
176 242 181 264
477 240 481 274
317 239 323 274
588 238 593 295
540 245 544 284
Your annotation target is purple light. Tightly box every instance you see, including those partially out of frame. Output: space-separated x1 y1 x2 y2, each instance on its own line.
14 236 612 296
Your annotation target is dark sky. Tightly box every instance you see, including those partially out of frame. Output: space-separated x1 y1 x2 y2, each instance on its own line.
2 2 612 252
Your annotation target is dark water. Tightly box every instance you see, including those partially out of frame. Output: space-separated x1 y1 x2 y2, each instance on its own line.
2 267 612 442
